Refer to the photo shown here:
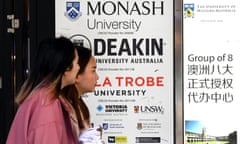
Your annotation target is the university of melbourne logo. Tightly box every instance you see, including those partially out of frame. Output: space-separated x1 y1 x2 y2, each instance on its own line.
184 3 194 18
65 1 81 21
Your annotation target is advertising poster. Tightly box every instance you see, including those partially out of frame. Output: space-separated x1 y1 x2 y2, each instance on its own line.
183 0 240 144
56 0 174 143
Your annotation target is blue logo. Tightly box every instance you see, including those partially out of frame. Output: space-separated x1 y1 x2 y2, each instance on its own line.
65 1 81 20
97 105 104 112
184 3 194 18
102 123 108 130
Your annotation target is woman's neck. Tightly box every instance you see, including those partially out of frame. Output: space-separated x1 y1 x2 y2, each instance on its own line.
75 84 83 98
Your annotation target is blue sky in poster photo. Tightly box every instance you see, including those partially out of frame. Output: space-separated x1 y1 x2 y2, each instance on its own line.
185 120 203 134
185 120 236 136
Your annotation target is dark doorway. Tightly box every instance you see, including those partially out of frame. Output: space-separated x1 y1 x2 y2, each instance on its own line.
0 0 55 143
0 0 16 143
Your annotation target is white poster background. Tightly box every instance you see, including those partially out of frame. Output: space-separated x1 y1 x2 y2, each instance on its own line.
183 0 240 143
56 0 174 143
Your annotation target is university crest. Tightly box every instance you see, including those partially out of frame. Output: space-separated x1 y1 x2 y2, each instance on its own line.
184 3 195 18
65 1 81 20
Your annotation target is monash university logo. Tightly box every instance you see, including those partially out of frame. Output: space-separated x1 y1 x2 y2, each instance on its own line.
184 3 194 18
65 1 81 21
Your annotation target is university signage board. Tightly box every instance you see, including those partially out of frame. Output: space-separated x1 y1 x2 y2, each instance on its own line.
56 0 174 143
183 0 240 143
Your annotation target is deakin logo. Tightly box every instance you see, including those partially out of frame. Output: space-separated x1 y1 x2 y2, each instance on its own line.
70 34 92 50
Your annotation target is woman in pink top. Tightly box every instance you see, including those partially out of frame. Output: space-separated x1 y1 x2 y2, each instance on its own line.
6 37 80 144
62 45 104 143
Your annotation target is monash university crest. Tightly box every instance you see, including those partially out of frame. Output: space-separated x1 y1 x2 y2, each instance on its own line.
65 1 81 21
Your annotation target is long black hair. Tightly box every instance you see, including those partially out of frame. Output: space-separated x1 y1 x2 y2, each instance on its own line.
16 37 76 104
62 46 92 129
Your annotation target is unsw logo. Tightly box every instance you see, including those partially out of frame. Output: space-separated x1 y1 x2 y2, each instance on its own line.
134 105 165 114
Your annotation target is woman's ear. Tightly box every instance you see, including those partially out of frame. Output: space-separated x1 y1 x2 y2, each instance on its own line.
75 74 81 83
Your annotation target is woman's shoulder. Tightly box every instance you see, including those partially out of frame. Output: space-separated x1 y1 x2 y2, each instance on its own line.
12 87 64 132
20 87 63 120
19 87 56 108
